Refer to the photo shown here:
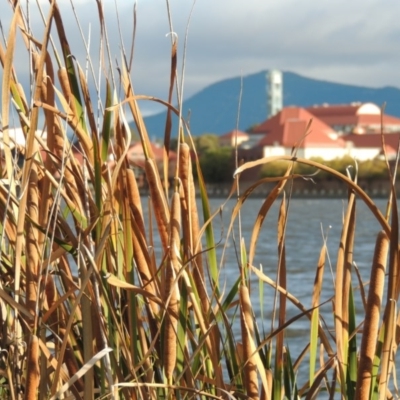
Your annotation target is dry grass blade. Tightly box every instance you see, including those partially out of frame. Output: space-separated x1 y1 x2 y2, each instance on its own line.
355 230 389 399
1 4 19 183
240 283 260 400
378 180 399 398
234 156 390 235
250 264 334 356
121 64 153 159
309 241 327 386
311 242 326 309
49 347 113 400
332 193 356 392
246 166 292 267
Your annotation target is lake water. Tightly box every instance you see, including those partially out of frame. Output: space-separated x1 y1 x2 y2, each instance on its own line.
145 195 394 395
206 196 393 394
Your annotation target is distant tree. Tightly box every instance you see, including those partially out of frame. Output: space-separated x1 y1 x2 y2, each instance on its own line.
199 147 235 183
193 134 219 154
169 134 219 154
326 156 356 176
296 157 329 180
259 156 390 182
259 156 375 180
259 158 326 179
358 159 388 179
259 161 291 178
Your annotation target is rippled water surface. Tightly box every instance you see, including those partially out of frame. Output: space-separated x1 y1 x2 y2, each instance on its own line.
146 195 393 395
207 196 392 393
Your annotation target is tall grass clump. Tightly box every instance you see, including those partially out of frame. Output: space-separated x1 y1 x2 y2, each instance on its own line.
0 1 399 399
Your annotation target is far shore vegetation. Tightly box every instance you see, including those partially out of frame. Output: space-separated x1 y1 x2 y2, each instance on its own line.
172 135 390 184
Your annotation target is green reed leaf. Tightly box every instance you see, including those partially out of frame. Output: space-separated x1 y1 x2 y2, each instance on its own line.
101 79 113 163
309 308 319 386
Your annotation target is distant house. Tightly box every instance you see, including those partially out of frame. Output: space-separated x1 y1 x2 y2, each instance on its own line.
247 107 347 160
219 130 249 147
306 102 400 134
127 141 177 182
342 133 399 160
233 102 400 164
0 127 47 150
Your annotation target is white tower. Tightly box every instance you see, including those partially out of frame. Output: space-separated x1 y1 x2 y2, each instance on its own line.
267 70 283 118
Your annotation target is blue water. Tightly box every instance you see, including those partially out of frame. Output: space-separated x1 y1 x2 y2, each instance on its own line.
146 195 395 396
207 196 393 395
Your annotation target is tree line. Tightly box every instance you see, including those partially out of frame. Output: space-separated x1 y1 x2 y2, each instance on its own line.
171 134 391 183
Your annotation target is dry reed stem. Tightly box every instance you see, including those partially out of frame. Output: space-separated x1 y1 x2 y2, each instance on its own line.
43 274 56 315
38 59 56 252
58 67 78 120
43 116 86 223
334 194 355 388
122 169 161 358
145 159 170 252
76 63 98 137
126 169 146 238
260 369 273 400
178 142 209 312
378 185 399 399
311 244 326 308
129 215 160 306
24 335 40 400
275 197 287 382
178 143 193 253
26 163 40 321
240 283 259 400
342 194 356 339
164 191 181 381
45 273 84 395
1 5 19 183
121 65 153 159
162 40 177 194
124 169 159 300
355 231 389 399
250 264 335 356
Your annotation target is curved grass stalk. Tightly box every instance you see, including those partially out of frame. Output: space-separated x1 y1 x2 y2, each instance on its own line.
355 231 389 399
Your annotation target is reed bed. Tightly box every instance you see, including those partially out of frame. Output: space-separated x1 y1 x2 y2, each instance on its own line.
0 1 399 399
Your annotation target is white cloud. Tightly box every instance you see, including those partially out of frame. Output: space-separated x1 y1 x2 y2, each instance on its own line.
1 0 399 117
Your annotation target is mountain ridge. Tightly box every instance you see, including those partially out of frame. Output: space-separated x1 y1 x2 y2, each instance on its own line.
137 70 400 138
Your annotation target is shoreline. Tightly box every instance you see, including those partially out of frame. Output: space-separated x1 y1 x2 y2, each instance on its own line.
138 179 397 199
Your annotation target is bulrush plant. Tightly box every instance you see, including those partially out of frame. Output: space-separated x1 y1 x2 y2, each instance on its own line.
1 1 400 399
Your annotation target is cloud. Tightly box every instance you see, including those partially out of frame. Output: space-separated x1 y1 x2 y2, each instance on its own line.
1 0 399 117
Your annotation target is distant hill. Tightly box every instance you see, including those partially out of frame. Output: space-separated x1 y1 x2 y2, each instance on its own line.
136 71 400 138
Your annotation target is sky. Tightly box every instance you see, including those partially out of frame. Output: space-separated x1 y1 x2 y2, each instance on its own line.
1 0 400 116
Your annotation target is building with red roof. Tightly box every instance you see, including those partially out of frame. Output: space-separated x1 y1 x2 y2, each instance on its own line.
250 107 346 160
235 102 400 163
306 102 400 134
342 132 399 160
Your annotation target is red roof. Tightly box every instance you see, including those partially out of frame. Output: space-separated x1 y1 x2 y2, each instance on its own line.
343 132 400 150
306 103 400 131
253 107 345 148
